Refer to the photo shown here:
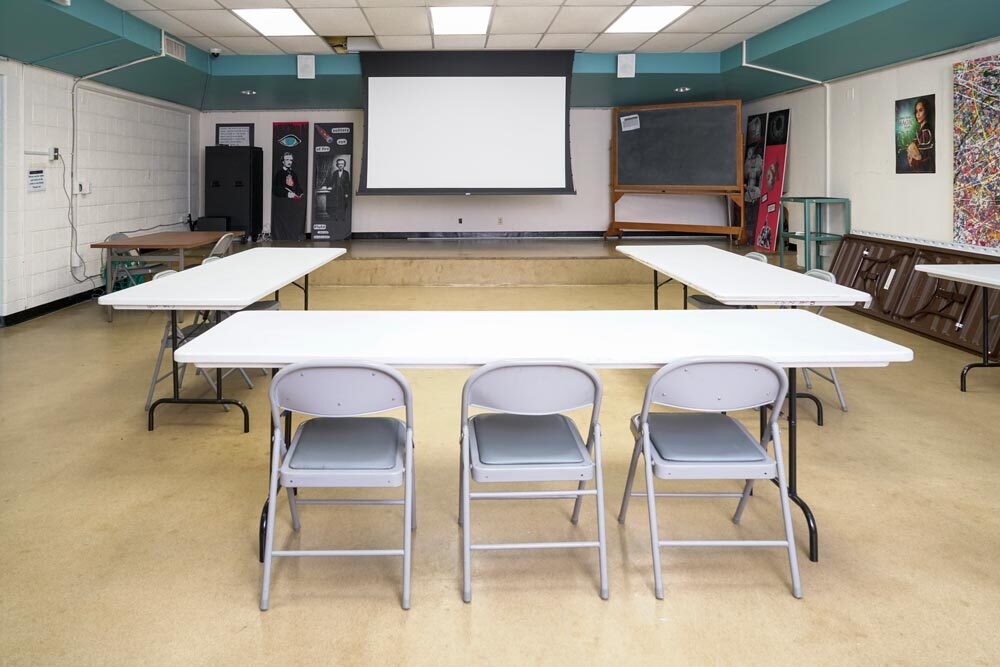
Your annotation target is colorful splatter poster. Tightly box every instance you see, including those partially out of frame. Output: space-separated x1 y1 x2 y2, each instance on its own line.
895 95 935 174
953 55 1000 247
753 110 790 252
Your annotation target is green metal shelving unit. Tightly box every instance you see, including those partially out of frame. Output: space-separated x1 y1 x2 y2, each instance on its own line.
778 196 851 271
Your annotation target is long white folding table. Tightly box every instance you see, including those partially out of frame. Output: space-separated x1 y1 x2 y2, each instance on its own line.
176 308 913 563
99 247 346 431
914 263 1000 391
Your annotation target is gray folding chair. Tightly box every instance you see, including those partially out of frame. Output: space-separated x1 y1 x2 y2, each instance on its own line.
459 360 608 602
261 362 415 611
687 251 768 310
144 270 254 411
617 356 801 599
205 232 235 259
103 232 166 322
801 269 849 412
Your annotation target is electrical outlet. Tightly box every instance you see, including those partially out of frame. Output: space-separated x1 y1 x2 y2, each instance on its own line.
497 216 503 224
49 147 59 161
76 181 92 195
458 218 463 224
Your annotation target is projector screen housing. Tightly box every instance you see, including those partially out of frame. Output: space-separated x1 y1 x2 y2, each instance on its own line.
359 51 576 196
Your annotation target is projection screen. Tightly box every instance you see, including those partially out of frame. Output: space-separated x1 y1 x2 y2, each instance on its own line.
359 51 575 195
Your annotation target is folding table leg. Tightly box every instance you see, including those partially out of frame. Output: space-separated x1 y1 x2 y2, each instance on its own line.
961 287 1000 391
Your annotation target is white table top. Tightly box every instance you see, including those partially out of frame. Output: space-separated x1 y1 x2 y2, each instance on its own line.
97 248 345 310
914 263 1000 290
175 309 913 370
617 245 872 307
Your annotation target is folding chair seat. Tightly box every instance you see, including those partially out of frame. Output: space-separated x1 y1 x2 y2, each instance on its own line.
801 269 849 412
617 356 802 599
687 251 768 309
261 362 415 611
459 360 608 602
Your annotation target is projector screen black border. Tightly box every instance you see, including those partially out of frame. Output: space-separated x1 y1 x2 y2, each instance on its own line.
357 50 576 196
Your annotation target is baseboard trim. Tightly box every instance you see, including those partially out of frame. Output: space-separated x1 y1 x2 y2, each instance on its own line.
0 289 98 328
350 231 710 240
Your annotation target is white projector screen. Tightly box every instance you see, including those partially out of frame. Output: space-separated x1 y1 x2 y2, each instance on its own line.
365 76 567 191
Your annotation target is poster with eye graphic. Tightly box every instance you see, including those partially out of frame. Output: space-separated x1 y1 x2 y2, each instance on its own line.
895 95 935 174
271 122 309 241
752 109 790 253
311 123 354 241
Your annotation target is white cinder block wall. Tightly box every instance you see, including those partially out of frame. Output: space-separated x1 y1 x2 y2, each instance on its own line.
1 60 199 317
744 38 1000 252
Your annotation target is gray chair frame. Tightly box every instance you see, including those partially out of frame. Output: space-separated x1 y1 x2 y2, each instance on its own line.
459 360 608 602
687 251 768 310
205 232 235 259
801 269 848 412
617 356 802 599
261 361 415 611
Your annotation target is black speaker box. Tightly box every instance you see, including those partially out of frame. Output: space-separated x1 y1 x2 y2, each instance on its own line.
204 146 263 240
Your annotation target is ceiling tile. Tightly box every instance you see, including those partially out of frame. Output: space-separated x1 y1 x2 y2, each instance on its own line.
146 0 222 8
586 33 650 52
698 0 766 5
130 10 202 36
169 9 259 36
105 0 157 10
358 0 423 6
216 0 291 8
490 6 557 34
548 7 626 34
289 0 358 7
722 5 811 32
364 7 429 35
537 33 597 49
431 0 493 5
564 0 632 5
216 36 284 53
486 34 541 48
631 0 702 4
434 35 487 49
684 31 753 51
663 6 755 33
183 35 235 53
299 8 373 35
378 35 433 49
495 0 561 5
268 35 334 52
770 0 827 4
638 32 708 51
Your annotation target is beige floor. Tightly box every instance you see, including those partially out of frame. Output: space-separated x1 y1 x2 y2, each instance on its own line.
1 280 998 665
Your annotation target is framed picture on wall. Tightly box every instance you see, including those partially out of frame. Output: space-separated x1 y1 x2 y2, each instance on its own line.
216 123 254 147
895 95 935 174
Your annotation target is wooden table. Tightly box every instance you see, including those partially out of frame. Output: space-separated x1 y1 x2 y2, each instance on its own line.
99 248 346 430
176 308 913 563
914 263 1000 391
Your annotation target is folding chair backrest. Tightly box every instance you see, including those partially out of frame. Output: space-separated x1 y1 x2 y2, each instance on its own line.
270 362 413 425
201 256 222 264
462 360 602 422
642 357 787 415
153 269 177 280
805 268 837 284
208 233 235 258
106 232 136 259
745 252 768 263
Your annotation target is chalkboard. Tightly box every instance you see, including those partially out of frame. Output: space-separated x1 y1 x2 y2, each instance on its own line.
614 101 741 190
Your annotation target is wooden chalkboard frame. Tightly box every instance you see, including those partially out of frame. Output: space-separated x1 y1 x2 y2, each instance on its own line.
606 100 744 238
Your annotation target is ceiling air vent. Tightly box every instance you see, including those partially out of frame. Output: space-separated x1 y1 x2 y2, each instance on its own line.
163 35 187 62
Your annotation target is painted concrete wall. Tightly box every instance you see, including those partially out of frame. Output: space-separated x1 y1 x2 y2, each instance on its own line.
0 60 198 317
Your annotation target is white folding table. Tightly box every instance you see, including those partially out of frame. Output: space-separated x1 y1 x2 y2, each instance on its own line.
914 263 1000 391
99 247 346 431
176 308 913 563
617 245 872 309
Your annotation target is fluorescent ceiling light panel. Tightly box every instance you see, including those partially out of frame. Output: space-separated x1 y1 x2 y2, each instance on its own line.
606 6 692 34
233 8 314 36
430 7 492 35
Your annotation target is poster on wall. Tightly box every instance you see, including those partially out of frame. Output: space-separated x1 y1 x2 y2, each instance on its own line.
216 123 254 147
953 55 999 248
752 109 790 253
311 123 354 241
271 122 309 241
895 95 935 174
743 113 767 243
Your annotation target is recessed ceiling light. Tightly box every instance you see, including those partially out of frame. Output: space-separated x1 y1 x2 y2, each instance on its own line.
430 7 492 35
674 86 691 92
241 90 257 95
606 6 692 34
233 8 314 37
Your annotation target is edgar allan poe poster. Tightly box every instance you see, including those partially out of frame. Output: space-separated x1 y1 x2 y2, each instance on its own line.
311 123 353 241
271 122 309 241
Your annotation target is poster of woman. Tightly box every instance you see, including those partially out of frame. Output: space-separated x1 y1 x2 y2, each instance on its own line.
895 95 935 173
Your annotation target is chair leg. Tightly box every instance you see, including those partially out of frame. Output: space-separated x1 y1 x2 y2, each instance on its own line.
238 368 255 390
593 433 609 600
260 469 280 611
772 428 802 599
457 447 464 527
571 479 586 525
802 367 813 389
461 433 473 603
145 328 170 411
732 479 754 524
642 439 664 600
830 368 848 412
617 436 642 523
286 486 300 532
402 436 414 610
410 450 417 532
